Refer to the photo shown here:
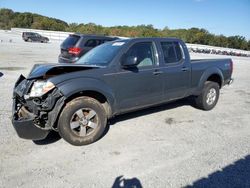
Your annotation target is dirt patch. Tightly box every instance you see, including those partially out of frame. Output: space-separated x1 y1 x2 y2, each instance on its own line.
110 151 121 156
179 120 194 123
165 118 175 125
165 118 194 125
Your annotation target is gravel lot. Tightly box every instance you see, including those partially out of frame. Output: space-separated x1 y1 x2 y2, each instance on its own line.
0 30 250 188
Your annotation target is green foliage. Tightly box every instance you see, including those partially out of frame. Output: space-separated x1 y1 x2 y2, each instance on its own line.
0 8 249 50
0 8 68 31
0 8 14 29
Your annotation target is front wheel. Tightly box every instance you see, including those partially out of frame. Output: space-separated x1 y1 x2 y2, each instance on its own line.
195 81 220 111
58 97 107 146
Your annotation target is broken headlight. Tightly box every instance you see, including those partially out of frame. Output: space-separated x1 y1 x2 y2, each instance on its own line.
29 80 55 97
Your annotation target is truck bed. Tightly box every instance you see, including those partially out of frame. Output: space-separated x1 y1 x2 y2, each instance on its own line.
190 58 232 91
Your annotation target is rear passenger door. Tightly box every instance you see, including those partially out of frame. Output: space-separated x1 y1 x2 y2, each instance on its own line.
159 41 191 100
114 41 164 112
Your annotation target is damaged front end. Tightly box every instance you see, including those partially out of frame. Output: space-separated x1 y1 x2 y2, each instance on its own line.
12 75 65 140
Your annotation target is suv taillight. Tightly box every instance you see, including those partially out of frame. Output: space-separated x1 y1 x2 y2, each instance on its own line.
68 47 82 55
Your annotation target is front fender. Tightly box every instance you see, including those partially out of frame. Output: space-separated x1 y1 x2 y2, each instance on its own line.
55 77 116 110
198 67 224 92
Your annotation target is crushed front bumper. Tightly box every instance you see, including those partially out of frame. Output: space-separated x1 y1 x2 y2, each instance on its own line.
12 99 49 140
12 75 65 140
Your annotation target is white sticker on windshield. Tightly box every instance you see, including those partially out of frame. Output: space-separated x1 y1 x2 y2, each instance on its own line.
112 42 125 46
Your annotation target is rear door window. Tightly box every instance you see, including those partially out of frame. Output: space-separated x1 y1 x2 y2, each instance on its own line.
85 39 98 47
104 39 115 43
161 42 183 64
28 32 35 37
99 40 105 45
61 35 80 49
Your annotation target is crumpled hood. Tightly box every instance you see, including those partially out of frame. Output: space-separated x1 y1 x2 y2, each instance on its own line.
28 63 100 79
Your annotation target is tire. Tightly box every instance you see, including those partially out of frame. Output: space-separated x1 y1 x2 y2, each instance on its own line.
195 81 220 111
58 97 107 146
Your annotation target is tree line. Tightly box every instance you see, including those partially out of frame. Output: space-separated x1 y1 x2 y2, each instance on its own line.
1 8 250 51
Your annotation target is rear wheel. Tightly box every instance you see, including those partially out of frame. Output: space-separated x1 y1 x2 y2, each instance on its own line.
195 81 220 111
58 97 107 146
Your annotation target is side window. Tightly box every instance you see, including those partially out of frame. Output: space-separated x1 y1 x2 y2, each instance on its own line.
97 39 104 45
161 42 183 64
85 39 97 47
126 42 155 67
103 39 111 43
99 40 105 44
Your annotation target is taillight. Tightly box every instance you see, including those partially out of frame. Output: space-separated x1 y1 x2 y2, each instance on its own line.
68 47 81 55
230 60 233 75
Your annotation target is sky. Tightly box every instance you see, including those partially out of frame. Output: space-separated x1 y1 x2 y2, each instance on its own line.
0 0 250 39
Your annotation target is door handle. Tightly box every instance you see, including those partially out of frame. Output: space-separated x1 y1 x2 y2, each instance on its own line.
181 67 189 72
153 70 163 75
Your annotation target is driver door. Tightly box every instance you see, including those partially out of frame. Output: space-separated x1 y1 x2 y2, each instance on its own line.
113 42 164 112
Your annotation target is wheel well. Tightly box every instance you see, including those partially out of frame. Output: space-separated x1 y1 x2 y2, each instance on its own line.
207 74 222 88
65 91 112 117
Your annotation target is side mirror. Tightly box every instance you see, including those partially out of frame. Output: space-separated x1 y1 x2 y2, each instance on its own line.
121 55 138 67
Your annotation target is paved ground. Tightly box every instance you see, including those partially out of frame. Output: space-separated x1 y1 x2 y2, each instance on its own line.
0 30 250 188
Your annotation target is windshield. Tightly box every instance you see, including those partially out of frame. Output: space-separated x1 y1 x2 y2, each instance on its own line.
76 41 126 66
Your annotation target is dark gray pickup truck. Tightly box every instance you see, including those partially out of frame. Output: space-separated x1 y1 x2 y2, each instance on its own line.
12 38 233 146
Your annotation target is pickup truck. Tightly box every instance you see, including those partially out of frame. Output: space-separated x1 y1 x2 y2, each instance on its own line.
12 38 233 146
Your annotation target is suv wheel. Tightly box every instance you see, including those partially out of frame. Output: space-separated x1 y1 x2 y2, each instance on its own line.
195 81 220 111
58 97 107 146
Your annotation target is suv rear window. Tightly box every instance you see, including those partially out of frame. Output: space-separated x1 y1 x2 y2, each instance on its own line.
61 35 80 48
